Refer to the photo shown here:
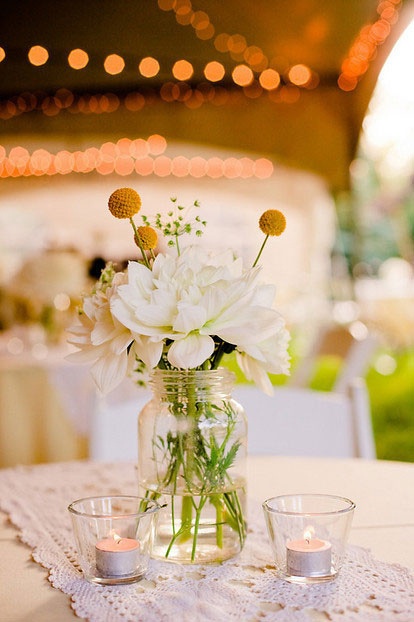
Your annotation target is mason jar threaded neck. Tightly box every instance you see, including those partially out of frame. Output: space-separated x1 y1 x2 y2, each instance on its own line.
149 368 236 400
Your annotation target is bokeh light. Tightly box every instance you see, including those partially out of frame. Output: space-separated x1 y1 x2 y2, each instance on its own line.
104 54 125 75
28 45 49 66
139 57 160 78
68 48 89 69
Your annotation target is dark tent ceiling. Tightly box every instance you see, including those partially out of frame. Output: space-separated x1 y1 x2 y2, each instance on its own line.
1 0 413 190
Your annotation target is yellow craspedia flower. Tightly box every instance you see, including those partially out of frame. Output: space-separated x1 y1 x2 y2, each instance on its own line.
259 209 286 236
108 187 141 219
135 226 158 250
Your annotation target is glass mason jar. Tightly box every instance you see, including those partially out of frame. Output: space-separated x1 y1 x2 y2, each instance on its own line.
137 368 247 564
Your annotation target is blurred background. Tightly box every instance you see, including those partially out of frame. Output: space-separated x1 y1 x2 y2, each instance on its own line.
0 0 413 466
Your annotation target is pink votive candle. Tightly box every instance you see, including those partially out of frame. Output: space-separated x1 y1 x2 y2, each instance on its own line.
286 536 332 577
95 536 140 577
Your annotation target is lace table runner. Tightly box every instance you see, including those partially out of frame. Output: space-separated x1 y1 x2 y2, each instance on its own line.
1 461 413 622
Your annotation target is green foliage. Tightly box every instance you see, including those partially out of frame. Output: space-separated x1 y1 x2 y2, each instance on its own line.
226 346 414 463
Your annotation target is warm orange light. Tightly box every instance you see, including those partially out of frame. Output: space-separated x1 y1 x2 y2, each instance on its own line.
158 0 175 10
96 155 115 175
153 155 171 177
172 156 190 177
185 90 204 109
337 74 358 91
191 10 210 30
104 54 125 75
28 45 49 66
214 33 230 53
190 157 206 178
74 151 90 173
370 19 391 42
172 59 194 81
254 158 273 179
244 46 266 71
204 61 225 82
139 56 160 78
125 92 145 111
55 150 75 174
240 157 255 178
30 149 52 173
232 64 254 87
68 48 89 70
147 134 167 155
288 64 312 86
227 34 247 55
206 157 224 178
131 138 149 158
196 23 215 40
341 58 369 77
259 68 281 90
135 157 154 176
0 47 5 63
8 146 30 170
116 137 132 154
115 155 135 176
224 157 242 178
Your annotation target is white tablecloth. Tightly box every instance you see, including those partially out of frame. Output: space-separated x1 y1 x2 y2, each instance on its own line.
0 456 413 622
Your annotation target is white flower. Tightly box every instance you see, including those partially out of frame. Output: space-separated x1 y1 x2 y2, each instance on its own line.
236 325 291 395
67 196 291 395
67 271 134 393
110 246 290 381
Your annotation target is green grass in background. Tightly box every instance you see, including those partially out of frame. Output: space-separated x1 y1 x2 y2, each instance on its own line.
228 349 414 463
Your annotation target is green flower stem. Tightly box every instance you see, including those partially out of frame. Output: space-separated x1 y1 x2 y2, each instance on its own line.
178 373 197 542
252 234 269 268
211 494 224 548
191 495 207 561
178 495 193 543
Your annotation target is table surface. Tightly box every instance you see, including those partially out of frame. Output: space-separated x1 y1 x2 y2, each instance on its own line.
1 455 413 622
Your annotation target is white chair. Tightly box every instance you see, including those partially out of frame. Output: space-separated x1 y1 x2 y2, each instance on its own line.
89 384 151 462
233 378 376 459
289 324 377 393
90 378 376 462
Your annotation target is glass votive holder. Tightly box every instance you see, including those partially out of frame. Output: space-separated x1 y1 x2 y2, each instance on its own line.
262 494 355 584
68 495 161 585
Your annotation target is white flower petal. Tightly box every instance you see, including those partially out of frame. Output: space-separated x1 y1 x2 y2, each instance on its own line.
91 350 128 394
132 334 164 369
173 303 207 333
167 334 215 369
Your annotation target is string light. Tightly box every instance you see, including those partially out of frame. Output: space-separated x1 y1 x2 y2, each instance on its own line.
138 57 160 78
68 48 89 70
28 45 49 66
0 0 403 122
104 54 125 75
0 134 274 180
338 0 401 90
172 59 194 81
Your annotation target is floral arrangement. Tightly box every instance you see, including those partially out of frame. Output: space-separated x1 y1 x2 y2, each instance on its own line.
68 187 290 563
67 187 290 395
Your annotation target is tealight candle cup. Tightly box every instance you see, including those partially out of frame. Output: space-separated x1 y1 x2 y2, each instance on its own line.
68 495 161 585
262 494 355 584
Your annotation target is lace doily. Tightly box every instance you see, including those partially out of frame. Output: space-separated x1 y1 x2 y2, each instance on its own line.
1 461 413 622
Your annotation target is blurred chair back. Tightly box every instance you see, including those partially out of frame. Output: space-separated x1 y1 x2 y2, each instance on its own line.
90 378 375 461
233 378 376 459
289 325 377 393
89 383 151 462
